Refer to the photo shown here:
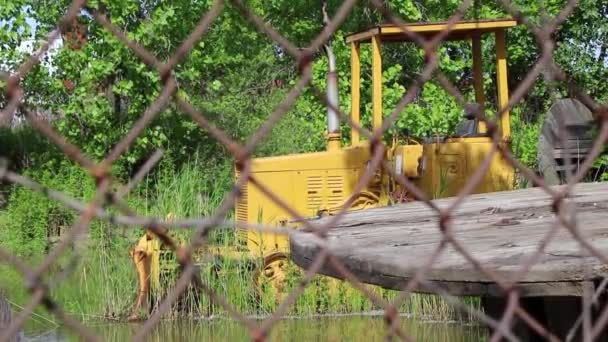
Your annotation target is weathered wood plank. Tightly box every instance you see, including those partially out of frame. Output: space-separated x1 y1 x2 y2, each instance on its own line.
290 182 608 297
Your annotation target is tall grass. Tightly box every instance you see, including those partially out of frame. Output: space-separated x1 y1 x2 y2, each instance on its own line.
0 158 479 327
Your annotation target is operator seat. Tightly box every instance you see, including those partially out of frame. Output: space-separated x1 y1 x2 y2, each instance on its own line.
454 103 482 137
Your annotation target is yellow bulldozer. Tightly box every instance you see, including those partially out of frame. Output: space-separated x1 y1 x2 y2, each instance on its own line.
128 18 596 319
232 18 520 298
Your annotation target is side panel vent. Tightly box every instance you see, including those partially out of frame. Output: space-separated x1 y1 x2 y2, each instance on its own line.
306 176 323 212
237 184 248 223
235 171 248 245
306 174 345 213
327 175 344 207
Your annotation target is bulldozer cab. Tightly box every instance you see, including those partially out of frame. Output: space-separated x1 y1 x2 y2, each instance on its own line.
344 18 518 145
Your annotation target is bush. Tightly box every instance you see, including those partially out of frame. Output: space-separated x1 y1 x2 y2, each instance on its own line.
510 107 542 171
1 165 93 257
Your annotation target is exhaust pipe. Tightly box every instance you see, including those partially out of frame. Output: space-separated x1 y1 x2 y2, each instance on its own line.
324 44 341 151
321 1 340 151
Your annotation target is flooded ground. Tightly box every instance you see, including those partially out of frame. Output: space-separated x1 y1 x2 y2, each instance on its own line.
23 313 488 341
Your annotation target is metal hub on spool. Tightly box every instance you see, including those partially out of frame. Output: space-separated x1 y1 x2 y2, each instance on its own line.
537 98 595 185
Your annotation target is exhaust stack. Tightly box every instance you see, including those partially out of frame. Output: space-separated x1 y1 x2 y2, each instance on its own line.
321 1 340 152
324 44 341 151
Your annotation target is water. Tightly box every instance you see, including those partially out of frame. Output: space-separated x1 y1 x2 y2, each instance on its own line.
23 314 487 341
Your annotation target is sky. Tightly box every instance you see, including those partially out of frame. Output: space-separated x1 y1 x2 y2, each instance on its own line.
0 12 63 73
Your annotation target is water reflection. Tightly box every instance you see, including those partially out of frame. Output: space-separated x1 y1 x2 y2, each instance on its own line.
28 315 487 341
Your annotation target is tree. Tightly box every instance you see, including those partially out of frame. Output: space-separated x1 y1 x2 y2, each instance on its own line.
0 0 606 176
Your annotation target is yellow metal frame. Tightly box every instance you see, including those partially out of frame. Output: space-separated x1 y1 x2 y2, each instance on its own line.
472 34 486 133
345 19 518 43
495 29 511 140
350 42 361 145
371 35 383 132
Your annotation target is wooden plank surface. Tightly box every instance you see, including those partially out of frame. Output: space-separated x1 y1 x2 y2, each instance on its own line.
290 182 608 297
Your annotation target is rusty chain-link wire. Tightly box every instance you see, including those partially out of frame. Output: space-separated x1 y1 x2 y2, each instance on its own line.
1 0 608 341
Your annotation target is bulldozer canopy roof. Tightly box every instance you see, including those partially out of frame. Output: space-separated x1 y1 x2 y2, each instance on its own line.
345 18 518 44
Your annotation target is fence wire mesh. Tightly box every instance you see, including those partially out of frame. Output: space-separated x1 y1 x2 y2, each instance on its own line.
0 0 607 341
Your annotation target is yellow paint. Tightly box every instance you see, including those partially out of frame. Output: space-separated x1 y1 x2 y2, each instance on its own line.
236 135 515 261
351 42 361 145
234 143 385 257
472 34 486 134
416 139 515 198
495 29 511 141
127 231 161 321
345 19 518 43
131 233 161 291
371 35 382 133
379 20 518 35
393 144 424 178
327 132 341 151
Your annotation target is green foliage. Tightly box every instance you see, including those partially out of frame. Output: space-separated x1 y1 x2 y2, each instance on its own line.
2 0 606 172
511 107 542 170
594 155 608 181
139 155 235 245
3 184 55 256
0 125 58 171
1 164 95 257
393 82 464 138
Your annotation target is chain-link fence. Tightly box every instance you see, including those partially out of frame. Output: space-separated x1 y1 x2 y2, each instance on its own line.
1 0 607 341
